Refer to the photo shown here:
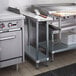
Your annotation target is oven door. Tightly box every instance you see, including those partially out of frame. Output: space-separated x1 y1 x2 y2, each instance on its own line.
0 29 22 67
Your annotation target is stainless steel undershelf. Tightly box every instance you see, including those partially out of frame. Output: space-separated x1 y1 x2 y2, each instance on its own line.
26 46 49 63
39 41 76 54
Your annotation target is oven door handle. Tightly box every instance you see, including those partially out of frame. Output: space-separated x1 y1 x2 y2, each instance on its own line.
0 36 16 41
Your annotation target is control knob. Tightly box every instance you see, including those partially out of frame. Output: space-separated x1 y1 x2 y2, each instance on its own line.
8 23 12 27
0 23 5 28
8 23 17 27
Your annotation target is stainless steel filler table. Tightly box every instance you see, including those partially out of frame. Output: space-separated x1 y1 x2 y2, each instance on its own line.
22 11 52 68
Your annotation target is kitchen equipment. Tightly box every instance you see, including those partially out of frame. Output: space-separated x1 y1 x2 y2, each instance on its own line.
32 3 76 60
25 12 51 68
8 4 52 68
0 11 25 69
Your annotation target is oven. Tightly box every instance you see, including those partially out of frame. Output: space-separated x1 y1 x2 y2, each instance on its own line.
0 12 25 68
0 29 22 67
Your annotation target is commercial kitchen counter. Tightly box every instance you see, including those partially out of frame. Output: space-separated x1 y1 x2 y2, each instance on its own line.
32 3 76 60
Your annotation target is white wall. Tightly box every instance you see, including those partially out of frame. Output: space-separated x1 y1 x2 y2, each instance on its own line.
35 0 76 4
9 0 76 10
9 0 36 11
9 0 35 8
9 0 76 8
0 0 8 13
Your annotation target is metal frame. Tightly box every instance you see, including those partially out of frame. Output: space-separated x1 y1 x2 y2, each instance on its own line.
39 15 76 61
32 4 76 61
26 16 49 68
0 18 25 71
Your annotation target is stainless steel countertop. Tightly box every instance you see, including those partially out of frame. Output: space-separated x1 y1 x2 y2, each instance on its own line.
0 11 25 21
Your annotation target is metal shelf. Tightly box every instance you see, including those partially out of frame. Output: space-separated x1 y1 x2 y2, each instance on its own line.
49 24 76 35
26 46 49 63
39 41 76 54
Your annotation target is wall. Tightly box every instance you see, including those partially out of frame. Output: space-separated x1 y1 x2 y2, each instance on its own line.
0 0 8 13
9 0 35 9
2 0 75 12
9 0 76 8
35 0 76 4
8 0 76 12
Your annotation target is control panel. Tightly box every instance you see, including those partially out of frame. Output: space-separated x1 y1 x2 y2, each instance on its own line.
8 23 17 27
0 20 22 31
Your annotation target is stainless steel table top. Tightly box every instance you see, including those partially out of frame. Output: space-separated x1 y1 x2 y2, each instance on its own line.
0 11 25 21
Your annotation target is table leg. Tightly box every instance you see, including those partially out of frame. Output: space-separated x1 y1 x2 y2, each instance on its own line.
28 18 31 51
59 17 62 40
51 31 55 61
46 21 49 58
36 21 39 68
45 21 49 66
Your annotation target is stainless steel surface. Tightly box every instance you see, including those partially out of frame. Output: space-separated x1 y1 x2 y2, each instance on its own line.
33 3 76 30
0 35 15 41
26 46 49 63
58 17 62 39
36 21 39 61
46 21 49 58
33 3 76 61
0 30 22 61
26 16 50 68
0 12 25 69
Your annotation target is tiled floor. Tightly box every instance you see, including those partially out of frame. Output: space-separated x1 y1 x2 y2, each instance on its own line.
0 50 76 76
